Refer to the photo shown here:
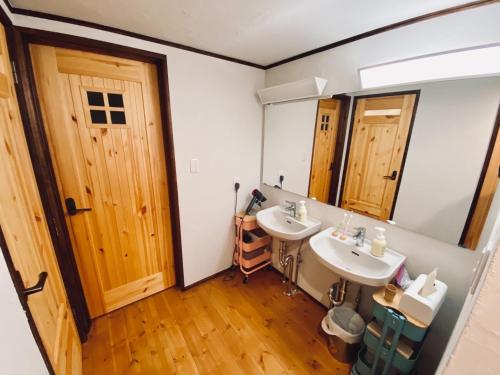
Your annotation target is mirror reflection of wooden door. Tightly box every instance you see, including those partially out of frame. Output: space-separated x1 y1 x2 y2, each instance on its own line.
308 99 340 203
461 106 500 250
341 93 418 220
0 26 81 374
30 45 175 318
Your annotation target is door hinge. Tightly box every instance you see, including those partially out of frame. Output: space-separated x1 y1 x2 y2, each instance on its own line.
11 60 19 85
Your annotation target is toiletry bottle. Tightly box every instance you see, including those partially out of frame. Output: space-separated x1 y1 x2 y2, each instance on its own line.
340 213 352 241
334 213 348 237
371 227 387 257
297 200 307 222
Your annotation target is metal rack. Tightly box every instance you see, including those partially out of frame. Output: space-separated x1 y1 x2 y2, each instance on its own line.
234 213 272 283
352 288 429 375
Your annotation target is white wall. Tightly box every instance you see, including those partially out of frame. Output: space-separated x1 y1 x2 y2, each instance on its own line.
262 185 482 374
266 3 500 95
0 250 48 375
6 12 265 287
394 77 500 244
262 100 317 195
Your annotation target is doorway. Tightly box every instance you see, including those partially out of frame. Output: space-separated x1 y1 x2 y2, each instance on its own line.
340 91 419 220
29 44 177 318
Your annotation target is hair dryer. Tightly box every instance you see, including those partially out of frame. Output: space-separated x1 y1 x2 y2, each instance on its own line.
244 189 267 215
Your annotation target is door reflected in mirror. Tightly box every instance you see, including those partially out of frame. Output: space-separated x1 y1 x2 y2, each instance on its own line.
262 76 500 250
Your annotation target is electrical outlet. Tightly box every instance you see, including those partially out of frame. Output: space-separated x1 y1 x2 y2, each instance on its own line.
233 176 240 184
190 158 199 173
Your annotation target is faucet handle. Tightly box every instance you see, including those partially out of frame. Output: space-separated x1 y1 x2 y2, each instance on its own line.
285 200 296 206
353 227 366 236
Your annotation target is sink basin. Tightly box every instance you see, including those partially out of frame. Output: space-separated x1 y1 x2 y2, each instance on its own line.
309 227 406 286
256 205 321 241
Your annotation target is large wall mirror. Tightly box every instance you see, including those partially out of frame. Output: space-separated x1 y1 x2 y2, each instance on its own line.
262 76 500 250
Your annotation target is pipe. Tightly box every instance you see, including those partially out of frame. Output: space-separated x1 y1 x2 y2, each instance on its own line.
328 278 349 307
283 254 295 296
278 240 288 283
292 240 304 294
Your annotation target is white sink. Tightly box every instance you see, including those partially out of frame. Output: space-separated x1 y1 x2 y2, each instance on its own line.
256 205 321 241
309 227 406 286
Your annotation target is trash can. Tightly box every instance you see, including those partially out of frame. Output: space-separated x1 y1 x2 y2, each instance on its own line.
321 306 366 363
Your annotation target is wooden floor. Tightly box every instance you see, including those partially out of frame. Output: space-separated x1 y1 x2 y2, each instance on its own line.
83 270 349 374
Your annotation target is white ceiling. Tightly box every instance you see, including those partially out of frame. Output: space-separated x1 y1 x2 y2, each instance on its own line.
10 0 477 66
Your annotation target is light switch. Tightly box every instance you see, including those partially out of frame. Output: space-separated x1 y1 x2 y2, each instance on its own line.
190 158 199 173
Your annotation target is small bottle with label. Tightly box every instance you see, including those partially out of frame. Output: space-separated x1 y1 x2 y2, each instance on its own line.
296 200 307 222
371 227 387 257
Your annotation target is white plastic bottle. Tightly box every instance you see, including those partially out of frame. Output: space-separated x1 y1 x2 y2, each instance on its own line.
371 227 387 257
297 200 307 222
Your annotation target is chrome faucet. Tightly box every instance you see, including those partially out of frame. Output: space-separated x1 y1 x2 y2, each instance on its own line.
352 227 366 247
284 200 296 218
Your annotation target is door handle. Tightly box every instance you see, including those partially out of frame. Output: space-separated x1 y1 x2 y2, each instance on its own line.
383 170 398 180
22 271 48 297
65 197 92 216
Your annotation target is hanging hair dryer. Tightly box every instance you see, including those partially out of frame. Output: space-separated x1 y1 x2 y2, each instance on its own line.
244 189 267 215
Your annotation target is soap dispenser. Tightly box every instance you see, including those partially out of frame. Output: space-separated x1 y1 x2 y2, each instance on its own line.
297 200 307 222
371 227 386 257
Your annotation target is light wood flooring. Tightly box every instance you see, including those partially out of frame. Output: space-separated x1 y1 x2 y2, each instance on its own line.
83 270 349 374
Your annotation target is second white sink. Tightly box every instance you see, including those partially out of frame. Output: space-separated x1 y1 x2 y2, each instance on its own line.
256 205 321 241
309 227 406 286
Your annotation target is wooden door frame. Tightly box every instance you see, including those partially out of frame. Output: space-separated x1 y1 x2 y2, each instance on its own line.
329 94 352 204
8 26 185 340
459 104 500 249
338 90 421 220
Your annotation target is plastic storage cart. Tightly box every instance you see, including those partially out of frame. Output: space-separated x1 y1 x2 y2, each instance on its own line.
352 288 429 375
234 212 272 283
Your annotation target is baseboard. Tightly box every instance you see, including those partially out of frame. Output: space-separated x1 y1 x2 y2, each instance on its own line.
181 266 233 290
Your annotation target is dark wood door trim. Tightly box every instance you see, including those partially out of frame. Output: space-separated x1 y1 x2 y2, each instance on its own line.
338 90 420 220
265 0 499 68
9 28 92 341
2 1 264 69
2 0 497 69
8 26 185 339
459 104 500 249
328 94 351 205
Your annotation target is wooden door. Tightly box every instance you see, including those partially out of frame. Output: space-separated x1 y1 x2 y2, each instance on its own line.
0 26 81 374
341 94 417 220
30 45 175 318
309 99 340 203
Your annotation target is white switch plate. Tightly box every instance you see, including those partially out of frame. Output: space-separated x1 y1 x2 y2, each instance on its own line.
190 158 199 173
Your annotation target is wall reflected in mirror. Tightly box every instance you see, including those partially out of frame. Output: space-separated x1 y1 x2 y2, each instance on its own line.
262 76 500 250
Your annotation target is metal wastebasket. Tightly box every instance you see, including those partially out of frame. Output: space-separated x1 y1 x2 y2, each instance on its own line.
321 306 365 363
